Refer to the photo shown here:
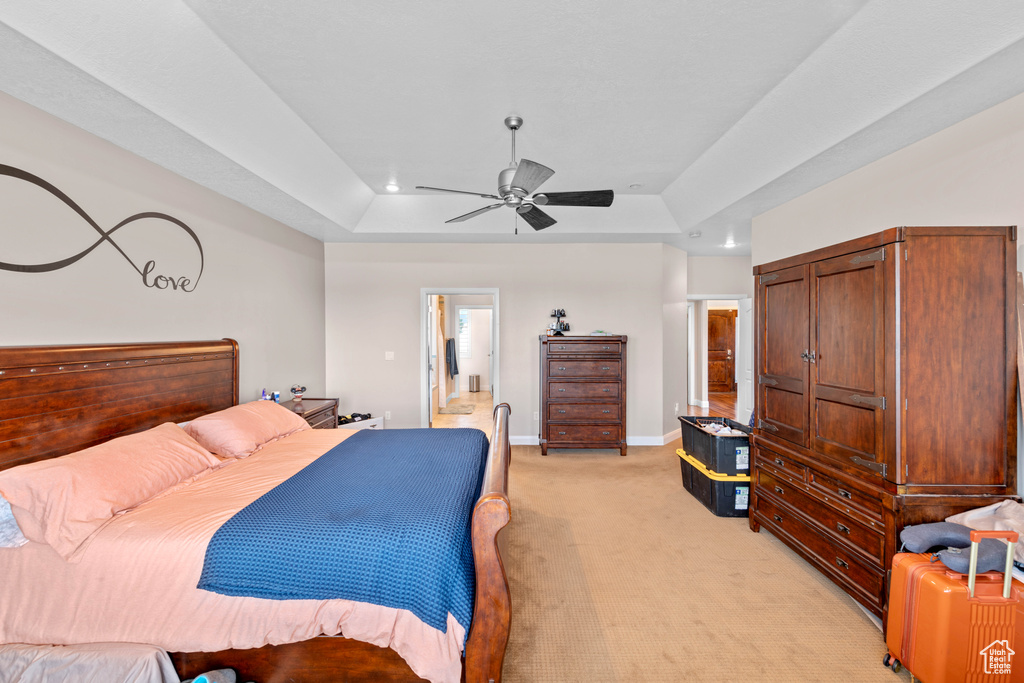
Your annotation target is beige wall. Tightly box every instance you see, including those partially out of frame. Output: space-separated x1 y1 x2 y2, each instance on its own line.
662 245 688 433
687 255 754 298
752 91 1024 266
0 92 326 402
324 243 682 441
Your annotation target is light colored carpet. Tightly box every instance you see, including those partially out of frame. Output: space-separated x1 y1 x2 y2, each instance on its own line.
439 404 474 415
501 444 910 682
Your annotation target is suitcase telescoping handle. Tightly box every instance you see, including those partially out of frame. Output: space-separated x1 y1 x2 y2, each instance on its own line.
968 529 1019 599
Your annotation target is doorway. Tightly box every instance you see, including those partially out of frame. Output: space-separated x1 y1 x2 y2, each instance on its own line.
686 296 753 424
420 288 500 433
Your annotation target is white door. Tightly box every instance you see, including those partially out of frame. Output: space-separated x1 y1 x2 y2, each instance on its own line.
737 298 754 425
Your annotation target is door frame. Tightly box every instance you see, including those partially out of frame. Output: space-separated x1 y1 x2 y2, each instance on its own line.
420 288 500 428
686 294 752 419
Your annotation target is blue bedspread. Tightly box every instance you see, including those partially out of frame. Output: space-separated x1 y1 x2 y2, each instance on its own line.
197 428 489 637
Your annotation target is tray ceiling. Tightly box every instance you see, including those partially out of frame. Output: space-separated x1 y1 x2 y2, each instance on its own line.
2 1 1024 254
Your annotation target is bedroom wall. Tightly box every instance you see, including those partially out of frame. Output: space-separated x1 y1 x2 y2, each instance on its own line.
751 90 1024 266
324 242 679 442
0 91 326 402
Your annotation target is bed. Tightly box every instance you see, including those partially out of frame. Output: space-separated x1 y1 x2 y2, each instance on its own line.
0 339 512 683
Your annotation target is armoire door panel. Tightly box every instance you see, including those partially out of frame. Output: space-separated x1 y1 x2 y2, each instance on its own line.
902 233 1009 486
813 398 880 469
810 249 887 470
814 265 878 393
758 265 809 447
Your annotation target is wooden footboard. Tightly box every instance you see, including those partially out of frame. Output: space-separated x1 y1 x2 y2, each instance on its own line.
172 403 514 683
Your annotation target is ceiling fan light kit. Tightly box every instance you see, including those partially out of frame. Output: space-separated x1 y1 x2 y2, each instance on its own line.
415 116 614 230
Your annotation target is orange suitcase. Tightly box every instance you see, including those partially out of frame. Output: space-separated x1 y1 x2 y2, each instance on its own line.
885 530 1022 681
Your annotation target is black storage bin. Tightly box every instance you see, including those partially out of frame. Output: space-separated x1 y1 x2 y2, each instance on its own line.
678 450 750 518
678 415 751 476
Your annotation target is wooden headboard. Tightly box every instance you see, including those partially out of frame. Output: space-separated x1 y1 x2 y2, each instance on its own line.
0 339 238 471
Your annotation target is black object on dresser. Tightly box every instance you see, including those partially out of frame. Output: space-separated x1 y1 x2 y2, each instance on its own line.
278 398 339 429
750 226 1017 624
539 335 627 456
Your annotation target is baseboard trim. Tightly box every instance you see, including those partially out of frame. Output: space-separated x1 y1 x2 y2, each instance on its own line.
662 427 681 446
511 434 683 447
510 436 540 446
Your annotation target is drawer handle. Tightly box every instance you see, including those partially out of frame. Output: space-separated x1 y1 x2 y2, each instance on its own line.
835 557 849 570
773 514 783 524
836 523 851 535
602 409 611 413
601 366 610 370
602 431 610 436
558 388 566 392
602 346 611 350
774 486 785 496
558 409 567 414
774 458 785 468
602 388 611 392
837 488 852 500
557 346 566 350
558 366 567 370
558 431 566 436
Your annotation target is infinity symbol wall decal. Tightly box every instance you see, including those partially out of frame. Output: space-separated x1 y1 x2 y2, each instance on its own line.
0 164 204 292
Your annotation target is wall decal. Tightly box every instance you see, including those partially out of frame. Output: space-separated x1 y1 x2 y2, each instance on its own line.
0 164 204 292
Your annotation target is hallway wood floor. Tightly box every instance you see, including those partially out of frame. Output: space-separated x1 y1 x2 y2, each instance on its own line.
685 392 742 421
432 390 495 437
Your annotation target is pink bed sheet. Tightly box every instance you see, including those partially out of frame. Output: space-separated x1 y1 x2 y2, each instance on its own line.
0 429 466 683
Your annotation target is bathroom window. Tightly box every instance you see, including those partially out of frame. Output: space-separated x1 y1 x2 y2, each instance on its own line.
458 310 472 359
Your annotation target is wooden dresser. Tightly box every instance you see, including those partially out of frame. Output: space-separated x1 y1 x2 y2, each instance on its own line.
539 335 627 456
278 398 338 429
750 226 1018 623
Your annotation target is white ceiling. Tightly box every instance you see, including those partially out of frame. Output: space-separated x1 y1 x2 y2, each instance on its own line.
2 1 1024 255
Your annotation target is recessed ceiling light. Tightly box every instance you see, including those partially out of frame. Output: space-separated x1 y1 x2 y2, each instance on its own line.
723 240 737 248
689 231 701 238
385 183 400 192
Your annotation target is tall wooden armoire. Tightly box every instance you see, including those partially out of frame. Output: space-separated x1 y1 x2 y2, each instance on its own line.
750 226 1018 623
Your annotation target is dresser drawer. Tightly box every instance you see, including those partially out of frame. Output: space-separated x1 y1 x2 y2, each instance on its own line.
756 447 806 480
547 341 621 355
548 424 620 443
756 494 884 605
808 469 883 521
757 469 883 563
548 403 620 421
308 411 337 429
549 382 620 400
548 360 620 378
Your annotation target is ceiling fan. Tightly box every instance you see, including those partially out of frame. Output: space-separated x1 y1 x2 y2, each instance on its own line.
415 116 614 231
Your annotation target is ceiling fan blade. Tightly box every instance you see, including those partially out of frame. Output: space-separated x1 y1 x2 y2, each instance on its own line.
534 190 614 207
509 159 555 195
416 185 502 200
445 203 505 223
517 204 557 231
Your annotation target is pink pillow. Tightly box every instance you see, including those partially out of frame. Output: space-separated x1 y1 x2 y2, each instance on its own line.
0 423 220 560
184 400 310 459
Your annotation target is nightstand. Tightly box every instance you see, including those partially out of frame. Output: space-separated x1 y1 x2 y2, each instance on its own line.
278 398 338 429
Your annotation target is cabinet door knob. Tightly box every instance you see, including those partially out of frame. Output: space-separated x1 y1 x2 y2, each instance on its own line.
837 488 852 500
774 486 785 496
557 345 566 350
602 431 610 436
835 557 849 570
774 458 785 468
558 366 566 370
836 523 851 535
773 514 783 524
